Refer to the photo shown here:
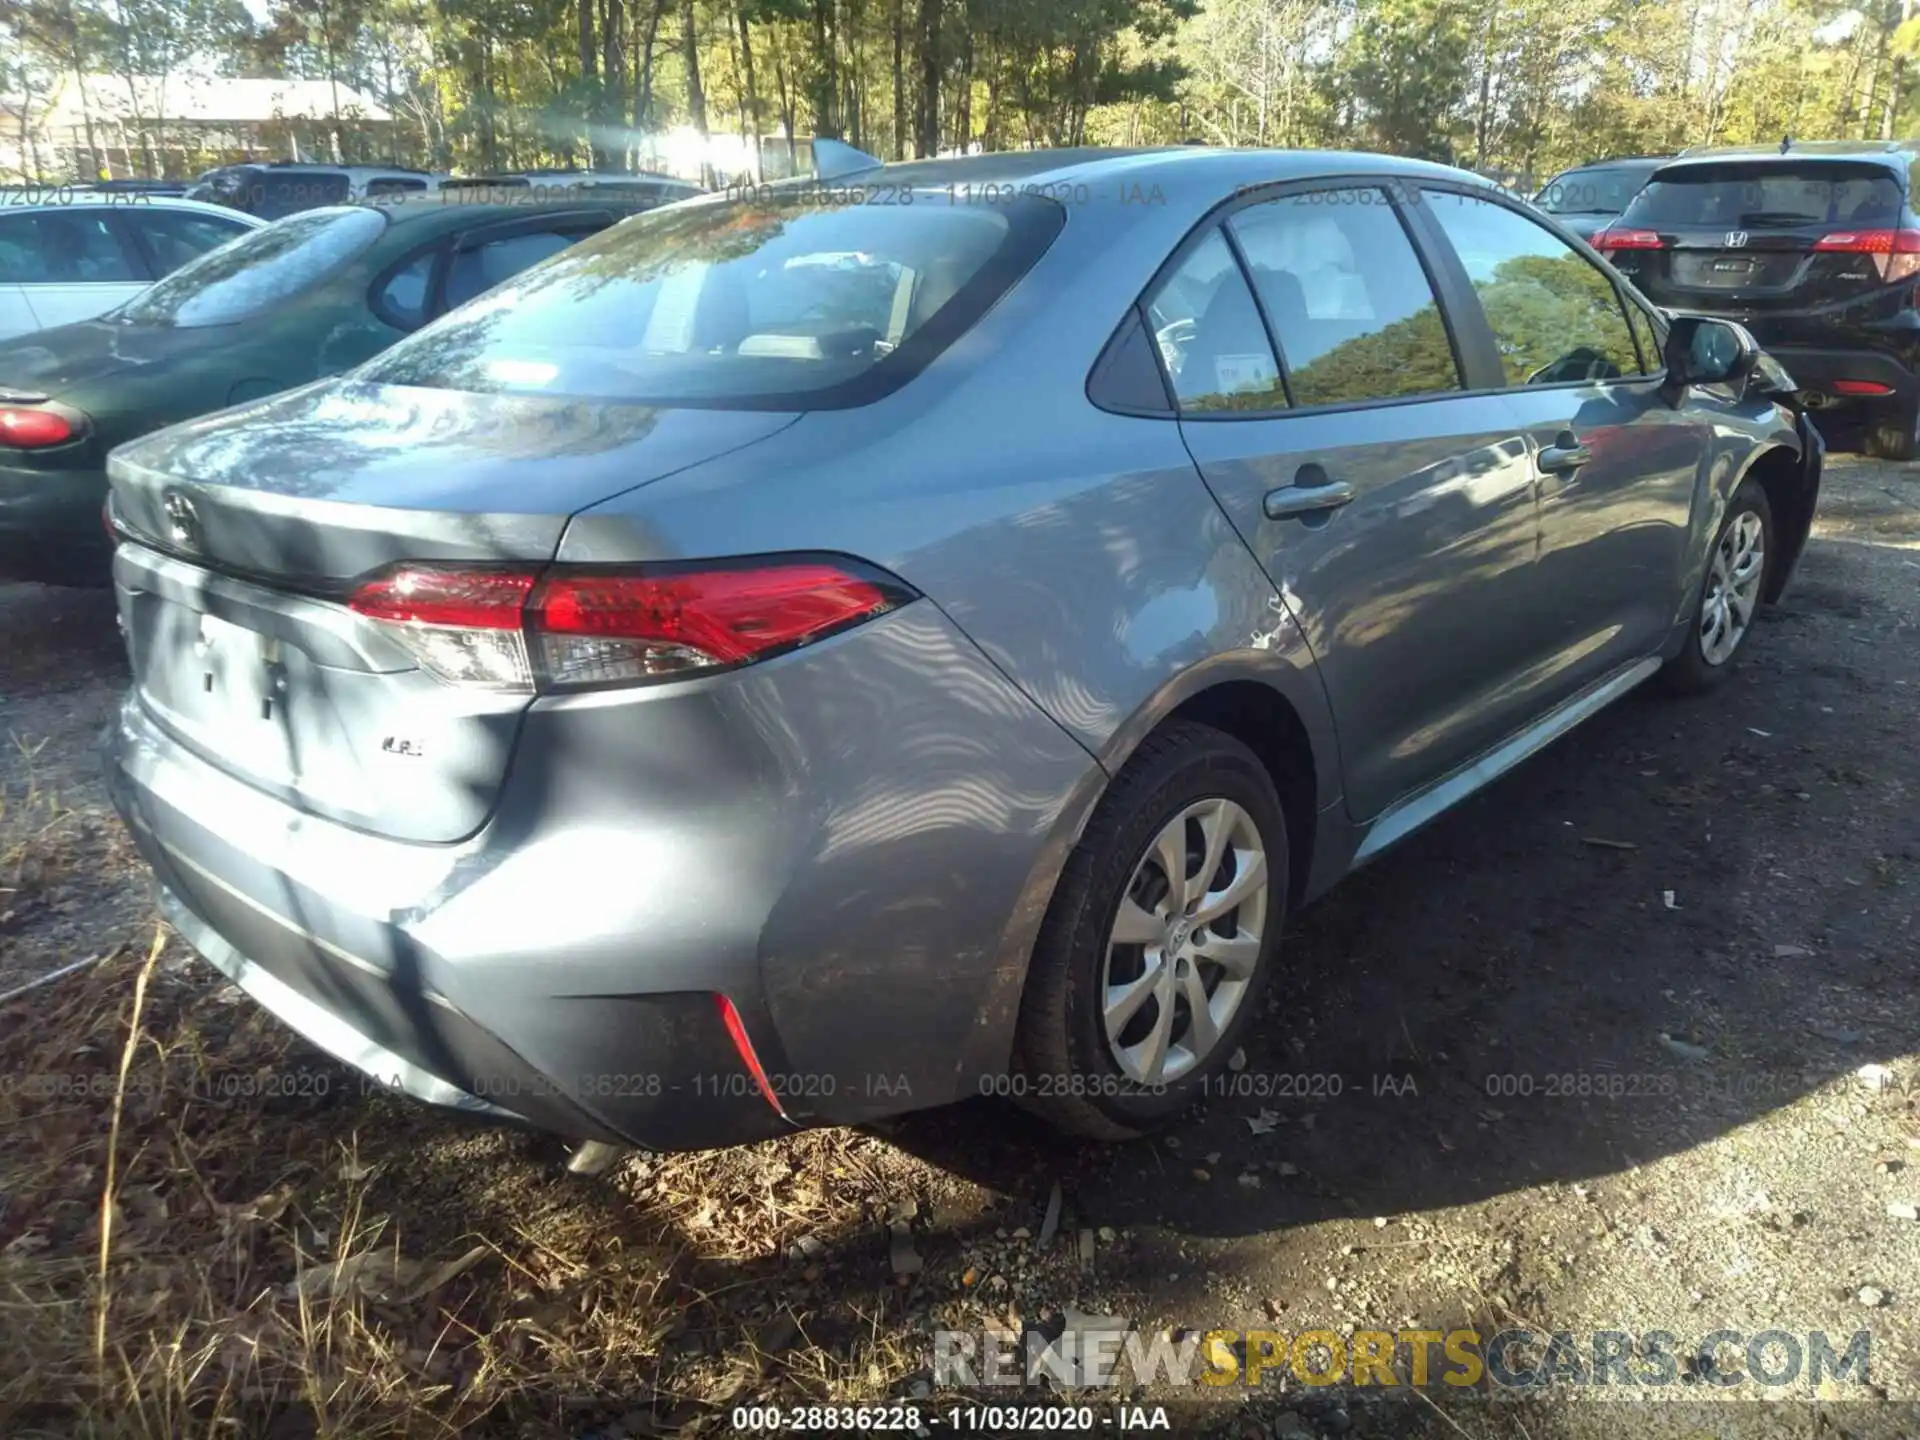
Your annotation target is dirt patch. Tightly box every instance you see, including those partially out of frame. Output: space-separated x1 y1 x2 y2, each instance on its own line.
0 454 1917 1438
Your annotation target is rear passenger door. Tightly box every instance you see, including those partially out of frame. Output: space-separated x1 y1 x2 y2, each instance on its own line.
1162 183 1549 823
1414 186 1704 702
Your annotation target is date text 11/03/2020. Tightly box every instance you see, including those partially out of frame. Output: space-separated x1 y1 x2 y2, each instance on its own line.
728 1403 1174 1433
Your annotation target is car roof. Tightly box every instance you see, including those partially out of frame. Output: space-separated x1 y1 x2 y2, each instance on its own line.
1550 156 1670 173
201 161 438 177
0 192 268 222
768 145 1495 211
343 192 666 229
1662 140 1917 173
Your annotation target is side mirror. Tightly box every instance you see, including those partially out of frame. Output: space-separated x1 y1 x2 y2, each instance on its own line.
1663 314 1760 400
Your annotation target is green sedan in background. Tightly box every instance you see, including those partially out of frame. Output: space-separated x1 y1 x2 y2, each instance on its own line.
0 192 673 584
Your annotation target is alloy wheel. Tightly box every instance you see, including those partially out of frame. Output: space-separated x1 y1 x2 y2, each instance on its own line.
1699 509 1765 667
1102 797 1267 1086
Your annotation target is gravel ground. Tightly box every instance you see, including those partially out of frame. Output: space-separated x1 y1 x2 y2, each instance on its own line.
1 449 1916 1438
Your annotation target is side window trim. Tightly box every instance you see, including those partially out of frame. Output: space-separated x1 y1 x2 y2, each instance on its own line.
436 215 607 318
1111 174 1490 423
1215 218 1295 409
1393 184 1509 391
1406 179 1668 395
1620 285 1668 376
448 209 615 253
102 209 161 282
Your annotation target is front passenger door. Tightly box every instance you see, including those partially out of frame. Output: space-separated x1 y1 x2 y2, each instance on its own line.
1416 187 1705 704
1164 186 1548 823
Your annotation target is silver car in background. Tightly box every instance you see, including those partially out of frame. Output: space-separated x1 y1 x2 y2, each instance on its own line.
103 147 1821 1153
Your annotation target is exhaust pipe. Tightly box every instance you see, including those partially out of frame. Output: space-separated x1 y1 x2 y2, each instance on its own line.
565 1140 629 1177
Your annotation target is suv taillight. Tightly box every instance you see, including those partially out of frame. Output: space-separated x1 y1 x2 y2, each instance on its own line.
347 558 913 692
1592 228 1663 252
1813 227 1920 280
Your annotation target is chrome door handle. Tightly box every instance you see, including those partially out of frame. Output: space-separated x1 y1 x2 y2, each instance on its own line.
1263 478 1355 521
1537 430 1591 473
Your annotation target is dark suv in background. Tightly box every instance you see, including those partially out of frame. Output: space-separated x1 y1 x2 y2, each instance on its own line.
1532 155 1670 240
1596 140 1920 458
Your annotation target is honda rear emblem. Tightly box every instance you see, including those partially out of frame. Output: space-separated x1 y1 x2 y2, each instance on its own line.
1724 230 1750 247
162 490 201 552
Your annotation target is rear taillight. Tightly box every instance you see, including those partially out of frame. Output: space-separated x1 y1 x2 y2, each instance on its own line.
1813 227 1920 280
1832 379 1896 396
347 558 911 691
1592 228 1663 252
0 406 75 448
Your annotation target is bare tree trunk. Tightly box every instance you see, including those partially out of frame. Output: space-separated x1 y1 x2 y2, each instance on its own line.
913 0 939 155
1473 0 1496 167
597 0 625 166
811 0 839 138
773 37 797 170
681 0 709 179
953 11 971 150
735 0 762 178
890 0 905 157
634 0 666 136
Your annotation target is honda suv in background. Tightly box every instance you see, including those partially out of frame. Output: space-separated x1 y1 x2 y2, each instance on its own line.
1596 140 1920 457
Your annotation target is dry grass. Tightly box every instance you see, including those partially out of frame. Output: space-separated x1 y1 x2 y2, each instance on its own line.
0 730 1030 1439
0 926 993 1439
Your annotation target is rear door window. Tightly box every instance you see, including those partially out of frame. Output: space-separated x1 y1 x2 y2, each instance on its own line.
115 205 388 327
364 177 429 198
1146 228 1283 412
1535 165 1654 217
441 228 588 311
1229 190 1462 406
1622 162 1904 230
362 191 1063 408
1425 189 1642 386
259 171 351 219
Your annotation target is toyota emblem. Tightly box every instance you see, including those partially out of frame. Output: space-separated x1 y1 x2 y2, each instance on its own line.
162 490 201 552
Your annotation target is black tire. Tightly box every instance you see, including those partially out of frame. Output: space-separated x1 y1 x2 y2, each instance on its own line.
1660 477 1775 695
1011 721 1288 1140
1863 401 1920 461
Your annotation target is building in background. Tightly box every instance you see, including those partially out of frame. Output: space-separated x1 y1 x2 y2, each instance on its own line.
0 75 396 183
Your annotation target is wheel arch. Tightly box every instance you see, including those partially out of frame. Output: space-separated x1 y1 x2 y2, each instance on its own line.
954 659 1338 1086
1737 441 1816 603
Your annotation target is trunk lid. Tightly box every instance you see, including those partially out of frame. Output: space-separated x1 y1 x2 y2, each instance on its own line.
109 379 800 842
0 319 230 397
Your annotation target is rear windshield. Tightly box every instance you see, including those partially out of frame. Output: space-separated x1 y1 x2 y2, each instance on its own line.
1535 165 1655 215
1621 162 1906 229
360 191 1064 408
114 205 387 328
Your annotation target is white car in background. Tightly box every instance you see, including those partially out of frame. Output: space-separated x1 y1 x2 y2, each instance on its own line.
0 193 264 340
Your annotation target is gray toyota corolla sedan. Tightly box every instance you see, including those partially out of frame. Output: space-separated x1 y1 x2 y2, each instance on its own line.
103 147 1822 1156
